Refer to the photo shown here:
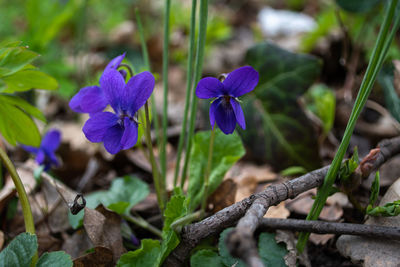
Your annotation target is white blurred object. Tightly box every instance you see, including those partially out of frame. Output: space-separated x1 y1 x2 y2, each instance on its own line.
258 7 316 37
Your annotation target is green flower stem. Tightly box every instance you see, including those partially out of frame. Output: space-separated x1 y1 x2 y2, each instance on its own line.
173 0 198 188
161 0 171 184
170 210 202 233
180 0 209 188
0 147 38 264
144 102 166 213
135 8 162 150
201 128 215 215
297 0 399 252
122 213 162 238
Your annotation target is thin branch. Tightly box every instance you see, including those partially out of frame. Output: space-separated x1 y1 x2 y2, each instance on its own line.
259 218 400 240
164 136 400 266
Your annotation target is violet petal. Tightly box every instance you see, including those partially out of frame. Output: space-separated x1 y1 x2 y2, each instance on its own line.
120 117 138 150
100 68 126 112
103 124 124 154
79 86 108 114
123 71 155 115
214 98 237 134
222 66 259 97
41 130 61 153
195 77 224 99
230 98 246 130
83 112 119 143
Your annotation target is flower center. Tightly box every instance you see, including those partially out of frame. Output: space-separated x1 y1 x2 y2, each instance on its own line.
118 112 139 125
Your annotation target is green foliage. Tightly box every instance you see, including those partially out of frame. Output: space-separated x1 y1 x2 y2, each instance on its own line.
336 0 381 13
0 233 72 267
36 252 73 267
117 190 188 267
0 44 58 93
0 233 37 267
367 199 400 216
159 189 188 263
2 69 58 93
191 229 289 267
218 229 246 267
338 147 359 181
0 100 41 146
367 171 380 211
0 43 56 146
25 0 83 50
191 250 225 267
117 239 161 267
244 42 321 171
300 8 337 52
258 232 288 267
303 84 336 135
188 130 245 211
68 176 149 229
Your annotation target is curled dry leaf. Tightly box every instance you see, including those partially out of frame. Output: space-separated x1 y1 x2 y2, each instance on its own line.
83 205 126 264
286 189 345 221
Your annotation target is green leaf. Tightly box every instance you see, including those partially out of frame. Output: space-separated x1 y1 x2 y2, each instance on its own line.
117 239 161 267
338 147 359 182
190 250 225 267
303 84 336 135
0 94 46 122
0 233 37 267
258 232 288 267
1 69 58 93
367 199 400 216
336 0 381 13
188 130 245 210
368 171 380 207
159 189 188 263
68 176 149 229
0 101 41 146
36 251 73 267
218 228 246 267
244 42 321 171
0 46 39 77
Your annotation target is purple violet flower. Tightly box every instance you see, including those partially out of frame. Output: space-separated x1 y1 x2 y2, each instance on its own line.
69 53 126 114
195 66 259 134
82 68 155 154
22 130 61 171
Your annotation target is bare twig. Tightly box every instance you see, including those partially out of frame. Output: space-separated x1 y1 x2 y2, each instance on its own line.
164 136 400 266
259 218 400 240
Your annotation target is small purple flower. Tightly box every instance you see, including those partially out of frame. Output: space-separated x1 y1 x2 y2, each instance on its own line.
196 66 259 134
82 68 155 154
22 130 61 171
69 53 126 114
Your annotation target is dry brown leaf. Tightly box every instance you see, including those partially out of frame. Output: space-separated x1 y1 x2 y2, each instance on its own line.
208 178 237 212
227 162 277 184
264 202 290 219
83 205 126 263
275 230 310 267
0 230 4 250
73 246 114 267
62 230 93 259
309 233 335 245
286 189 343 221
235 176 258 202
